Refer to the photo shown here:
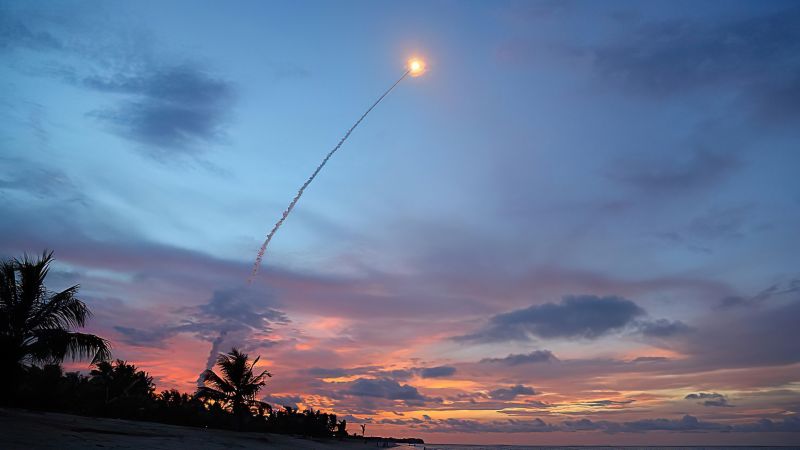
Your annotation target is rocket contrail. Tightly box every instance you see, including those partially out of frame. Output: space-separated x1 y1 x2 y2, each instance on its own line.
250 69 411 280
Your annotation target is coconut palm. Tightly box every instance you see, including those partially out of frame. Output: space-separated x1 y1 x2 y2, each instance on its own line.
196 348 271 423
0 251 111 393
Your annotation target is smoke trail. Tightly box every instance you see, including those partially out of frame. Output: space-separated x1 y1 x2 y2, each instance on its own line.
250 70 410 280
197 329 229 386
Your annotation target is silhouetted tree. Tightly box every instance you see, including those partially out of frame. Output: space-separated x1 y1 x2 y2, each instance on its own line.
196 348 271 428
153 389 207 425
0 251 110 402
88 359 155 417
336 419 348 439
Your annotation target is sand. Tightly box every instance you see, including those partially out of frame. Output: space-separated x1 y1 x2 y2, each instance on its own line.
0 408 404 449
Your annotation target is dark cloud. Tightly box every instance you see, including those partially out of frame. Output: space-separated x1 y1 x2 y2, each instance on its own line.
653 205 765 254
635 319 692 338
0 8 62 51
578 399 634 408
488 384 536 400
592 6 800 100
395 414 800 434
731 416 800 433
112 325 176 348
614 148 739 194
586 5 800 131
1 6 235 158
307 367 358 378
261 394 303 410
341 378 439 406
457 295 645 343
419 417 556 434
339 414 372 423
687 205 753 241
87 64 235 154
562 414 727 433
617 414 727 432
685 392 733 407
419 366 456 378
717 278 800 309
630 356 669 363
308 365 453 381
481 350 558 365
685 299 800 368
306 366 383 379
0 157 84 203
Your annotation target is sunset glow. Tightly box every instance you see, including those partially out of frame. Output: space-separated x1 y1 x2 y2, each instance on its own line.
2 1 799 447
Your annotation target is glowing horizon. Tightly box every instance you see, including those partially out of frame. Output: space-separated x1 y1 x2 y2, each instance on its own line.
2 1 800 446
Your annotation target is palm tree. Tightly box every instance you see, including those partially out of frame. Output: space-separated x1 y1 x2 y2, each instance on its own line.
196 348 271 426
0 251 111 395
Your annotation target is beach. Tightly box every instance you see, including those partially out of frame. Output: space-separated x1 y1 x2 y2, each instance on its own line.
0 408 404 450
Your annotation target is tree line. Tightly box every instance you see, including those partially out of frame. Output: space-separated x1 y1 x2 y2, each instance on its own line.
0 251 348 438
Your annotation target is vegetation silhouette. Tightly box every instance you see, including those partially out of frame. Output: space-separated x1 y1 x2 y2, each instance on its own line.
1 251 111 402
197 348 272 429
2 251 423 444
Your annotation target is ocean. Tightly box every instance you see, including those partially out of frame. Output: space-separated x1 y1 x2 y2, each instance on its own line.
402 446 796 450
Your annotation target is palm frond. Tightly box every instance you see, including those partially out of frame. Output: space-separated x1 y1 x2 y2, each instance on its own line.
250 368 272 386
28 285 87 330
0 259 18 312
26 329 111 364
200 369 235 393
195 386 230 406
16 250 53 311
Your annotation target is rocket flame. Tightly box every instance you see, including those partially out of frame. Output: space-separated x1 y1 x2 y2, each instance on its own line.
408 58 426 77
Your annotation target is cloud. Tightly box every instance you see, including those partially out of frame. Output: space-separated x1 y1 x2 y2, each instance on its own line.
114 287 288 346
613 148 739 194
421 417 557 434
684 299 800 368
341 378 439 406
618 414 728 432
395 414 800 434
685 392 733 407
1 6 236 158
592 7 800 95
630 356 669 363
419 366 456 378
481 350 558 365
717 278 800 309
0 157 84 202
307 367 360 378
308 365 454 381
576 399 634 408
193 287 288 330
87 64 235 154
0 8 62 51
732 416 800 433
457 295 645 343
112 325 177 348
687 205 753 241
261 394 303 410
113 287 289 378
488 384 536 400
635 319 692 338
562 414 728 433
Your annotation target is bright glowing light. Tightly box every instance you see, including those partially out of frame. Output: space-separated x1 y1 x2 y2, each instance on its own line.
407 58 426 76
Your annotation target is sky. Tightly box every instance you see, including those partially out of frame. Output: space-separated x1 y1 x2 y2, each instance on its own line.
1 0 800 445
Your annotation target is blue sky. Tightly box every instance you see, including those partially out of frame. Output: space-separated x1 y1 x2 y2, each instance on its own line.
2 0 800 445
